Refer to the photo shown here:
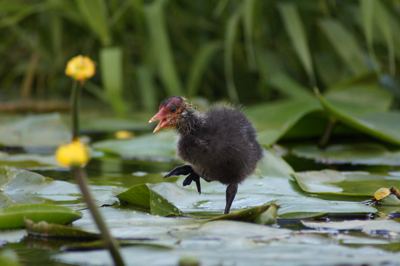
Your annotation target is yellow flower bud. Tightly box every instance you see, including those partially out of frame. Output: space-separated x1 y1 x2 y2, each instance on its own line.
115 130 134 140
373 187 391 201
65 55 95 82
55 140 90 168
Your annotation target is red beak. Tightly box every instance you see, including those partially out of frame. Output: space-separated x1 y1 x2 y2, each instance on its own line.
149 108 169 133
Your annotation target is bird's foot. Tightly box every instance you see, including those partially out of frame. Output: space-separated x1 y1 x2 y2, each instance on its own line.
164 165 193 178
224 183 238 214
164 165 202 194
182 172 201 194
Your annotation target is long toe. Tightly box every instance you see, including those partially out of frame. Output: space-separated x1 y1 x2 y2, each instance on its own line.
165 165 193 178
182 175 193 186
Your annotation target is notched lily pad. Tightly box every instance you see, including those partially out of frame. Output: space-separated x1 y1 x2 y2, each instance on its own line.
208 203 277 224
294 170 400 196
0 204 81 229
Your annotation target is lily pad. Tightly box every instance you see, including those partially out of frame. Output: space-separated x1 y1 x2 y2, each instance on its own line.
0 250 20 266
293 170 400 196
302 219 400 235
0 167 120 208
292 143 400 166
0 113 70 148
0 204 81 229
93 131 178 161
246 98 320 146
25 219 100 240
0 152 59 169
118 168 375 218
318 87 400 145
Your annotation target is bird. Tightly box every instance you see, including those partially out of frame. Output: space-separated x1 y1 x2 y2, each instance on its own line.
149 96 263 214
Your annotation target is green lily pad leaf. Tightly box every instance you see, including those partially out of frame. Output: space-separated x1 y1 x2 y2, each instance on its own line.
0 152 58 169
0 167 120 208
93 131 178 161
293 170 400 196
209 203 277 223
302 219 400 235
25 219 100 240
257 149 294 178
119 175 374 219
246 99 320 146
0 204 81 229
318 87 400 145
292 143 400 166
0 113 70 148
117 183 182 216
0 250 20 266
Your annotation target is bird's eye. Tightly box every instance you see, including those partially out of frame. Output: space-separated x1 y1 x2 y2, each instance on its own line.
170 105 177 113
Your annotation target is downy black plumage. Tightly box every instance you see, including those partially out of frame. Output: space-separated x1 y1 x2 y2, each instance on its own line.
149 96 263 214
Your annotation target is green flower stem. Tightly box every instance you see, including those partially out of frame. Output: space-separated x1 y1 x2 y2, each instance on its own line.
71 81 80 140
318 117 337 149
72 167 125 266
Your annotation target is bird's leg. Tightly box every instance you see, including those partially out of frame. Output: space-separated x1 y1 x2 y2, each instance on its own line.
164 165 193 178
224 183 238 214
182 172 201 194
164 165 202 194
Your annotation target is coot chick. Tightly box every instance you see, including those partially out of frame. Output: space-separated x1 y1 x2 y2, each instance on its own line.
149 96 263 214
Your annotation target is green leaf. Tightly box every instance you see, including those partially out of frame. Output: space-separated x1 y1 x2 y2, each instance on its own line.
279 3 314 84
0 114 70 148
0 152 58 169
224 8 241 102
268 73 313 99
25 219 100 240
0 167 119 208
319 19 367 74
93 131 178 161
360 0 374 56
317 90 400 145
100 47 127 115
302 219 400 235
209 203 277 223
292 143 400 166
243 0 257 69
293 170 400 196
117 158 375 218
0 250 20 266
75 0 111 46
0 204 81 229
187 42 221 97
144 0 183 96
246 98 320 146
137 65 157 112
117 183 182 216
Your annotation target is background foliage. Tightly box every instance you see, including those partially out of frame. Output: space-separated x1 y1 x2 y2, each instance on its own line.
1 0 400 115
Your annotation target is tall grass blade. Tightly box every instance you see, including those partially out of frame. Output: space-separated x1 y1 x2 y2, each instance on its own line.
374 1 396 75
100 47 127 115
243 0 257 70
360 0 374 57
224 9 241 102
137 65 157 112
319 19 366 75
75 0 111 46
144 0 183 96
187 41 221 97
279 3 315 86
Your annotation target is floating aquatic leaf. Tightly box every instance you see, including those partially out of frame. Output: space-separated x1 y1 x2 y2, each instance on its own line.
0 204 81 229
0 114 70 148
292 143 400 166
293 170 400 196
93 131 178 161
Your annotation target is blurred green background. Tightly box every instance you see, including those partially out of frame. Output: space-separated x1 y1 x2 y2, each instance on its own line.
1 0 400 115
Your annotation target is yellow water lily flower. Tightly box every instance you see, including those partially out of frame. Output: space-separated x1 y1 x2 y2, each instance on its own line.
55 140 90 167
65 55 95 82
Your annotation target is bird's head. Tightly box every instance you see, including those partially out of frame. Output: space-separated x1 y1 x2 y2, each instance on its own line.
149 96 188 133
